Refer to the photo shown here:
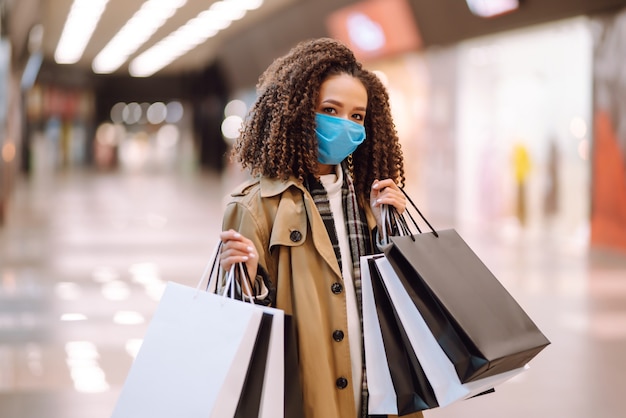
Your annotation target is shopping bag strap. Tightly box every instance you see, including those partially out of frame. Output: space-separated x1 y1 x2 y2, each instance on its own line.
197 241 223 294
381 188 439 243
399 187 438 237
195 240 256 305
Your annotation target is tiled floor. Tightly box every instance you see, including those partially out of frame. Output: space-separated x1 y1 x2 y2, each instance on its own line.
1 168 625 418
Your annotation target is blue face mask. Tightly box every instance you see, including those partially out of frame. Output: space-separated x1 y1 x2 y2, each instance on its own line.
315 113 366 165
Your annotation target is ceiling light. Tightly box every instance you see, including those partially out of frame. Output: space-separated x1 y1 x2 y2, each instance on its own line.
54 0 110 64
239 0 264 10
210 1 247 21
92 0 187 74
129 0 265 77
466 0 520 18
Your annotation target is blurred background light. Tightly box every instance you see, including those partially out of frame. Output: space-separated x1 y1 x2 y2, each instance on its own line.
570 117 588 139
1 142 16 163
147 102 167 124
129 0 265 77
65 341 109 393
110 102 126 124
224 99 248 118
466 0 520 18
165 101 184 123
113 311 145 325
125 339 143 358
91 266 120 283
156 125 180 149
55 0 110 64
55 282 81 300
60 313 88 321
101 281 131 301
92 0 187 74
122 102 142 125
221 115 244 140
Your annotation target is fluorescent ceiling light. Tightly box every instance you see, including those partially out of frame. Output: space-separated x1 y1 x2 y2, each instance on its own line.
129 0 264 78
92 0 187 74
466 0 519 18
54 0 110 64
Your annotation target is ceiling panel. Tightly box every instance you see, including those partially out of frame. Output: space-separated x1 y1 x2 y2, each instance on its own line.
23 0 298 75
7 0 626 90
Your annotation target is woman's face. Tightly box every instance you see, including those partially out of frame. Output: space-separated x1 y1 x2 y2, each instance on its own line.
316 73 368 125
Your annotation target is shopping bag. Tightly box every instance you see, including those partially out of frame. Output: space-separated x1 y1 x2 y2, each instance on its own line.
361 255 399 415
112 244 291 418
362 255 438 416
374 255 528 407
284 314 305 417
382 192 550 383
209 247 304 418
110 280 264 418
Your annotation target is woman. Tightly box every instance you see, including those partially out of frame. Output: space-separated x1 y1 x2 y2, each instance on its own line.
219 38 421 418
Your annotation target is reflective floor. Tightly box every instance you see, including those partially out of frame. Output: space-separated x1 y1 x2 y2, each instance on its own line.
1 168 625 418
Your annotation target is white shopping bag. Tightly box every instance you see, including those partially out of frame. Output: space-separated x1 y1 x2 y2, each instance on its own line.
374 256 528 407
258 306 285 418
112 244 287 418
361 255 399 415
111 281 264 418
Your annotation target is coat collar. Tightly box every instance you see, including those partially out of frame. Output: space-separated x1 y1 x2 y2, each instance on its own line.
259 176 305 198
258 176 343 279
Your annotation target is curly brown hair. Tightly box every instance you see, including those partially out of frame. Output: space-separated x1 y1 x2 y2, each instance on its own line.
233 37 405 198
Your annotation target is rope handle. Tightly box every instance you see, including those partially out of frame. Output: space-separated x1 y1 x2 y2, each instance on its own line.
381 188 439 243
194 241 255 304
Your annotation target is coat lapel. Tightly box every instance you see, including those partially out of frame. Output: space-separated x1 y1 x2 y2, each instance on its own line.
260 177 342 280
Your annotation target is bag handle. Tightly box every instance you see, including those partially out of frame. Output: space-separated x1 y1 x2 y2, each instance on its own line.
195 241 255 304
399 187 438 237
381 188 439 243
197 241 222 293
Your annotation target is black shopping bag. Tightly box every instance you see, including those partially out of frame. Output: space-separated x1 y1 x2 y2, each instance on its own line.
284 315 305 418
382 193 550 383
236 312 274 418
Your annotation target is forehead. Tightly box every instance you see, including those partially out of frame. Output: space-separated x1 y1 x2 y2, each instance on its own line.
318 73 368 104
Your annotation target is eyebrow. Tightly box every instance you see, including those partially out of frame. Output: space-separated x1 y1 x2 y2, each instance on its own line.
321 99 367 112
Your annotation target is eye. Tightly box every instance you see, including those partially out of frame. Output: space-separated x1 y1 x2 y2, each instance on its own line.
321 107 337 115
352 113 365 121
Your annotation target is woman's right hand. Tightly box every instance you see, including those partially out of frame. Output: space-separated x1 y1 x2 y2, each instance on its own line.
219 229 259 281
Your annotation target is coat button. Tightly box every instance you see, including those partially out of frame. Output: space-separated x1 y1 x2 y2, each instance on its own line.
289 230 302 242
332 330 344 342
336 377 348 389
331 282 343 294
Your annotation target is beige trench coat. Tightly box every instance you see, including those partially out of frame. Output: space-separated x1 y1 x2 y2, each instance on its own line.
222 176 424 418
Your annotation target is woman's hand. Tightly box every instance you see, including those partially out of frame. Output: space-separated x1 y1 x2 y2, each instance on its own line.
219 230 259 282
370 179 406 233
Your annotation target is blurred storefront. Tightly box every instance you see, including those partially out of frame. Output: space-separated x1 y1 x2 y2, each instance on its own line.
0 0 18 226
325 1 595 251
454 18 592 247
591 7 626 253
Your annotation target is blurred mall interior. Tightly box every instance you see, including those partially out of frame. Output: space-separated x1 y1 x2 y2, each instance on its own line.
1 0 626 417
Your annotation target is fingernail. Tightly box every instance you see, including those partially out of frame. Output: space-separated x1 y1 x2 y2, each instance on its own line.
376 198 382 203
234 232 241 238
247 246 253 252
242 256 248 261
248 253 255 258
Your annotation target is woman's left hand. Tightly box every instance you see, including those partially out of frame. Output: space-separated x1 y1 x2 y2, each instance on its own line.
370 179 406 232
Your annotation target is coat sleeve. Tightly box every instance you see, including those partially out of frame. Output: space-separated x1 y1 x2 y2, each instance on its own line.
222 198 276 306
